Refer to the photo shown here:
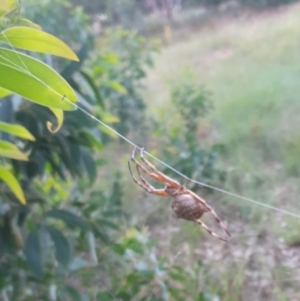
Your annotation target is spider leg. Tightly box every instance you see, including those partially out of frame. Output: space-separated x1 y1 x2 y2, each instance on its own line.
195 219 228 243
128 161 153 193
184 190 231 237
135 165 156 191
130 147 163 183
128 161 168 197
138 147 182 188
206 205 231 237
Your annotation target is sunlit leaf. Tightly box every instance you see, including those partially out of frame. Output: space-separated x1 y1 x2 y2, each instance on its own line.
99 109 119 123
0 86 11 98
47 108 63 133
18 19 42 30
24 229 43 278
46 209 86 230
102 53 119 64
0 121 35 140
0 47 77 110
47 226 71 266
0 140 28 160
0 166 26 204
99 125 118 138
0 27 79 61
107 81 127 94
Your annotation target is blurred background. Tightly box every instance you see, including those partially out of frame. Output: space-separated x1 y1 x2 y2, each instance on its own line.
1 0 300 300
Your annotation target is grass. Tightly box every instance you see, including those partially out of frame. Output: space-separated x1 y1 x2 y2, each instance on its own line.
141 3 300 300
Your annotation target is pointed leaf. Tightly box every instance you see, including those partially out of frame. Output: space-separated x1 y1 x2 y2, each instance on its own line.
0 121 35 140
107 81 127 94
61 42 88 80
46 226 71 266
79 71 104 108
0 167 26 204
99 125 117 138
99 110 119 123
47 108 63 133
24 229 43 278
0 140 28 160
81 148 96 182
46 209 86 230
18 19 42 30
0 47 77 110
98 219 119 230
0 27 79 61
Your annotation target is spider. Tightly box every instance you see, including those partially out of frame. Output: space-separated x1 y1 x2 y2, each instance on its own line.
128 147 231 242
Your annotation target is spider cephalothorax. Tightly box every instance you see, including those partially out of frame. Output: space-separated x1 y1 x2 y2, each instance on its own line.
128 147 230 242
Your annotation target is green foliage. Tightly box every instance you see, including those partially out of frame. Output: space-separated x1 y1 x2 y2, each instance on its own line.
154 71 225 190
171 71 212 134
88 28 158 137
0 1 225 301
0 0 79 205
23 0 90 45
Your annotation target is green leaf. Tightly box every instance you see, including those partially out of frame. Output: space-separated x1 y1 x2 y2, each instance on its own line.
18 19 42 30
79 70 104 108
98 219 119 230
0 47 77 110
124 238 144 254
0 86 11 98
63 285 81 301
0 167 26 204
169 272 186 282
80 148 96 182
24 229 43 278
96 292 111 301
46 226 71 266
99 110 119 123
0 27 79 61
107 81 127 94
46 209 86 230
0 140 28 160
47 108 63 133
99 125 118 138
61 41 88 80
0 121 35 140
102 53 119 64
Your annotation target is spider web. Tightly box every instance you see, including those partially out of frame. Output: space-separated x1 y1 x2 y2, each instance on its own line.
2 10 300 300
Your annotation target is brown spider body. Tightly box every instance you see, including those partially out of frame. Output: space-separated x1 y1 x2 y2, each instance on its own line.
163 186 207 220
128 147 230 242
171 194 207 221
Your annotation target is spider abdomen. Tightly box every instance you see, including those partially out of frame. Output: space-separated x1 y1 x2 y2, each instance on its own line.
171 194 206 221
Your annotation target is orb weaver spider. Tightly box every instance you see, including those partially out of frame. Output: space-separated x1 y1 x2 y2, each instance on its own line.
128 147 230 242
